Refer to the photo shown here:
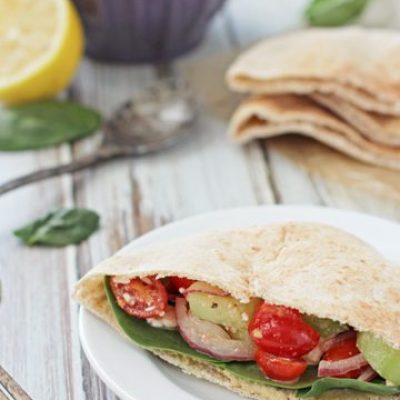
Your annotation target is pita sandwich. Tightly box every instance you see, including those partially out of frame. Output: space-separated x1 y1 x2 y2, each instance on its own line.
311 94 400 147
228 94 400 170
226 28 400 116
74 222 400 400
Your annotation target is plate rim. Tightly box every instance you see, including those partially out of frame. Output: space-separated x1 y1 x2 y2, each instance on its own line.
110 204 400 254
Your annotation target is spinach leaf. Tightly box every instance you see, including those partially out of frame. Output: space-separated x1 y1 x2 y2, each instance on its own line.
105 277 400 397
298 377 400 398
305 0 369 26
0 101 101 151
14 208 99 246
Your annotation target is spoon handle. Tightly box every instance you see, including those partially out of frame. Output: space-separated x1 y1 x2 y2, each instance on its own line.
0 365 32 400
0 147 125 195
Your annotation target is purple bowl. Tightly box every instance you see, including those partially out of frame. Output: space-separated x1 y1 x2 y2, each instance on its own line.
73 0 226 63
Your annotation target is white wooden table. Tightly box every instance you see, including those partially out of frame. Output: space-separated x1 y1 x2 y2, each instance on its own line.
1 1 399 399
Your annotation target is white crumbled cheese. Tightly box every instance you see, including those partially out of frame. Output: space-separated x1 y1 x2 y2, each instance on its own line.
113 276 131 284
241 312 249 322
147 306 177 330
147 318 167 329
122 293 134 303
386 381 396 386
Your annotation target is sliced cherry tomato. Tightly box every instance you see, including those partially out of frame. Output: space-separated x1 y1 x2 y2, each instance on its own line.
110 276 168 319
248 302 320 358
322 336 367 378
169 276 196 292
255 349 308 382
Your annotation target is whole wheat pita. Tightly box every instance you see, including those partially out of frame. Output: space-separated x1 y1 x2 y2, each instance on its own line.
227 28 400 116
312 93 400 147
229 95 400 170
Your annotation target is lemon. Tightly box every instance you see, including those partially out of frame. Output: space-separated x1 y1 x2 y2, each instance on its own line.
0 0 84 105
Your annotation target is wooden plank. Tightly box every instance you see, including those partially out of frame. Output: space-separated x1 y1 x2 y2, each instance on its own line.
265 142 323 205
272 137 400 220
180 50 275 206
0 145 84 399
223 0 324 206
70 62 155 400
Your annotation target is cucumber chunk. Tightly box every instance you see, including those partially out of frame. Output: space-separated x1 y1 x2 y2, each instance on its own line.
302 314 347 338
187 290 261 339
357 332 400 385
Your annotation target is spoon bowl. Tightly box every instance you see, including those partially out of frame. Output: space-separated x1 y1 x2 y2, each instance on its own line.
0 78 198 195
103 78 197 152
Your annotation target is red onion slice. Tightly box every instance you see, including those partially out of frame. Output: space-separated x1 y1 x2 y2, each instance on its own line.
175 297 255 361
319 330 355 353
184 282 228 297
358 367 378 382
318 354 369 378
303 344 324 365
303 331 355 365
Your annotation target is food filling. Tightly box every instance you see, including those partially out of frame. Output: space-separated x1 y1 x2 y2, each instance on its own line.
109 275 400 387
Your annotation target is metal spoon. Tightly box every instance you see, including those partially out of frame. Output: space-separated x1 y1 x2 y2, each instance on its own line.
0 79 197 195
0 366 32 400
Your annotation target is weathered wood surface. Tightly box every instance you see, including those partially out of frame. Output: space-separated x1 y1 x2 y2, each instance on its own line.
1 1 399 399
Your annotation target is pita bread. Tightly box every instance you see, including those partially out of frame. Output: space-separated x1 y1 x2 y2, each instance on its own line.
312 94 400 147
226 28 400 116
229 95 400 170
153 351 399 400
74 222 400 400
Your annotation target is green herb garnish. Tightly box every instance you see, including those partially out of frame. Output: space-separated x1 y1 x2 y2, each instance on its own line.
14 208 100 246
305 0 369 26
0 101 101 151
298 377 400 398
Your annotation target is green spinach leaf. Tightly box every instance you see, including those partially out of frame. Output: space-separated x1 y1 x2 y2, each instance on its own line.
305 0 369 26
105 277 400 397
298 377 400 398
0 101 101 151
14 208 100 246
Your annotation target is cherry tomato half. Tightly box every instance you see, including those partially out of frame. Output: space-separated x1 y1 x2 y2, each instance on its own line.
249 303 320 358
255 349 308 382
169 276 196 292
322 336 366 378
110 276 168 319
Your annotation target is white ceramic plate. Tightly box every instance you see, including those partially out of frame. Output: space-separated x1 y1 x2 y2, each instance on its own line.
79 205 400 400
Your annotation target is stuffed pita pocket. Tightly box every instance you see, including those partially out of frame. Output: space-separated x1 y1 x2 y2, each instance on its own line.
74 222 400 400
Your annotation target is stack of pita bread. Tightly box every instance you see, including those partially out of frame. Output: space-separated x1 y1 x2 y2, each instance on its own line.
226 27 400 170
